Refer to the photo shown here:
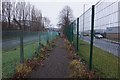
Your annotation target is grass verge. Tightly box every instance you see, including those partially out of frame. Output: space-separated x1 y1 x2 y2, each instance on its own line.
2 41 39 78
2 34 57 78
78 39 119 78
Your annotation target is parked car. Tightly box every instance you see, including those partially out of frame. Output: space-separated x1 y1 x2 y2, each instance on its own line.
83 34 89 36
95 34 103 39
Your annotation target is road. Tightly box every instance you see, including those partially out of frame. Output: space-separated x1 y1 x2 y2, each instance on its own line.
2 32 57 51
2 35 40 51
80 36 119 57
2 34 119 57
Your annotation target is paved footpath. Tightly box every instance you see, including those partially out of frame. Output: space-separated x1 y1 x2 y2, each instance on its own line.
28 38 71 78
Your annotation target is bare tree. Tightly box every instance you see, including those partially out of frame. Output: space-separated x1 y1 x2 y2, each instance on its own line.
11 1 19 30
30 5 43 31
22 2 31 30
7 2 12 29
0 2 2 22
36 10 43 31
2 1 12 29
2 2 7 23
57 5 74 31
30 5 36 31
24 4 29 20
27 2 32 30
43 17 50 28
2 1 46 31
13 2 28 30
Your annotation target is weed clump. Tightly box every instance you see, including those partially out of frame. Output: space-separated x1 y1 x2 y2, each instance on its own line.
69 59 87 78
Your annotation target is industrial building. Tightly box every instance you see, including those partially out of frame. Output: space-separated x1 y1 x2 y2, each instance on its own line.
106 27 120 40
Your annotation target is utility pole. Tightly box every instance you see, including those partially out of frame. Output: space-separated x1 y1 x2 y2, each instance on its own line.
83 4 85 39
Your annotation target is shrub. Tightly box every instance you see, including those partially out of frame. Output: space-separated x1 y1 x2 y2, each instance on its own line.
69 59 87 78
16 64 32 78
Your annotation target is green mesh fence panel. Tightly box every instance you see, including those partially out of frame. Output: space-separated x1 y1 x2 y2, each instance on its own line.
2 30 58 78
73 20 77 50
65 1 119 78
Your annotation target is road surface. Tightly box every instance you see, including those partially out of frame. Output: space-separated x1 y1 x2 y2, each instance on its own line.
2 35 40 51
80 36 119 57
2 32 57 51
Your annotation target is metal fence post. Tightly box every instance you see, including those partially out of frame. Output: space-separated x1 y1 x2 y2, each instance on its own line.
13 18 24 64
89 5 95 70
118 1 120 79
72 23 74 42
39 31 41 45
70 24 71 42
20 29 24 63
77 18 79 51
20 10 24 63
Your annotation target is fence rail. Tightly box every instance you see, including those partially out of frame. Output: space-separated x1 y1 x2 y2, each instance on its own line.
65 0 119 78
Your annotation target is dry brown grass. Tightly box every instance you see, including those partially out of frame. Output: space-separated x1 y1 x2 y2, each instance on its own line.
69 59 87 78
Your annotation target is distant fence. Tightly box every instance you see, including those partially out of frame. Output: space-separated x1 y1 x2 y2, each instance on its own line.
64 0 119 78
2 30 58 78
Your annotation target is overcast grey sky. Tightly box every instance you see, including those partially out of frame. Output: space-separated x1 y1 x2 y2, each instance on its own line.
27 0 100 28
26 0 117 28
2 0 117 28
